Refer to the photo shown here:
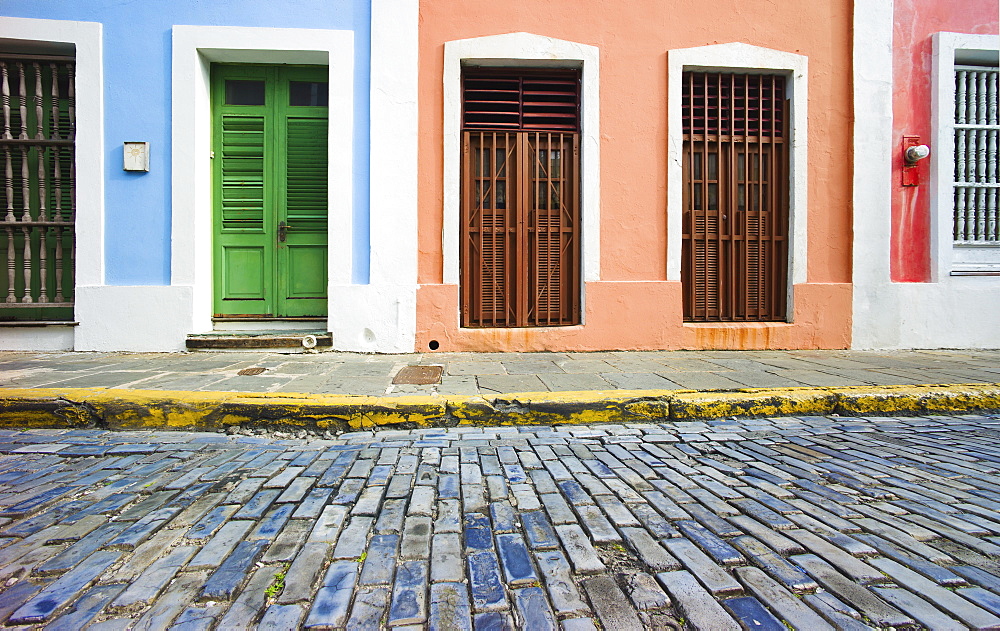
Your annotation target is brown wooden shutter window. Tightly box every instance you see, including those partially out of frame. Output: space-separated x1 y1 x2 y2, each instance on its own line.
681 72 789 322
461 70 581 328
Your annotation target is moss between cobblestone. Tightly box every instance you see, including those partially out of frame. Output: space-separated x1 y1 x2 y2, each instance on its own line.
0 383 997 430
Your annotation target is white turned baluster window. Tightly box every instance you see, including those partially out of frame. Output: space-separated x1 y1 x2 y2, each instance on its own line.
953 65 999 244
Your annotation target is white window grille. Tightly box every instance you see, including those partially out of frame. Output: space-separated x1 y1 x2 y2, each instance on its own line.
953 65 999 243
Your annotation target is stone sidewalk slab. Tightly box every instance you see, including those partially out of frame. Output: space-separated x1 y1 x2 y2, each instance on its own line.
1 348 998 430
1 349 998 394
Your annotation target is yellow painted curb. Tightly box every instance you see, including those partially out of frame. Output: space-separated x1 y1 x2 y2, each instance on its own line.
834 383 1000 415
670 383 1000 419
669 387 838 420
0 383 997 431
448 389 688 426
0 388 452 431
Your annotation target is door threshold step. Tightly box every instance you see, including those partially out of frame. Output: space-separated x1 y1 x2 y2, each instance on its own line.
186 330 332 352
212 316 327 322
212 318 329 332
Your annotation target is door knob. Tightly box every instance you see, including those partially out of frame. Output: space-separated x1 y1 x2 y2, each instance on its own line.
278 221 288 243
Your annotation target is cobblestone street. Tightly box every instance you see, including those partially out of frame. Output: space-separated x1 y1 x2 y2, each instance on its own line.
2 415 1000 629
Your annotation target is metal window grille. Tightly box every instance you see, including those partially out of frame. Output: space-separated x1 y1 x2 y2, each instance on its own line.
0 54 75 318
681 72 789 322
460 71 581 328
953 65 999 243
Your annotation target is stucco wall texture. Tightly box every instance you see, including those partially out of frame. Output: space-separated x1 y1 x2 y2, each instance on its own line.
890 0 999 282
0 0 372 287
415 0 854 352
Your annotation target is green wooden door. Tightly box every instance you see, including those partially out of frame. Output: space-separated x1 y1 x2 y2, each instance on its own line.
212 65 329 318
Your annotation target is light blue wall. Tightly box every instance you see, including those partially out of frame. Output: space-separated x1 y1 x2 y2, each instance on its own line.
0 0 371 285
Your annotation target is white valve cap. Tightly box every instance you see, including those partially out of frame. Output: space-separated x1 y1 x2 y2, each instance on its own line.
905 144 930 163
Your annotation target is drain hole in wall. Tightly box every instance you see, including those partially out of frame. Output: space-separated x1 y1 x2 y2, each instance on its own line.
428 340 440 351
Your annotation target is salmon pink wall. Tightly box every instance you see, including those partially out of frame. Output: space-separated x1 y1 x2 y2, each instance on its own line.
418 282 852 351
890 0 998 282
417 0 854 352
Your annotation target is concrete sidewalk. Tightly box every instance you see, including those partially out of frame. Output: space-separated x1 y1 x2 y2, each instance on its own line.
0 348 999 429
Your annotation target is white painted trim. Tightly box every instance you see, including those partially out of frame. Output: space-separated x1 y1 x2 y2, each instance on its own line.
171 25 354 336
851 13 1000 349
0 18 104 288
326 0 419 353
850 0 897 348
0 326 74 351
369 0 418 290
861 279 1000 349
666 43 809 311
442 33 601 286
930 32 1000 280
0 17 103 351
75 285 192 351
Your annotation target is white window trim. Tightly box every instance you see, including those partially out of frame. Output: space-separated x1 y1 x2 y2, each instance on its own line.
171 25 354 333
931 31 1000 281
0 17 104 288
442 32 601 288
667 43 808 317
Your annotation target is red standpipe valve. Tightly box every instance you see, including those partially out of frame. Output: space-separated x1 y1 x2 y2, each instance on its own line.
902 135 930 186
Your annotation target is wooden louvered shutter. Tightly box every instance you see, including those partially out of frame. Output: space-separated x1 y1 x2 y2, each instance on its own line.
461 70 581 327
220 115 266 232
681 72 789 322
285 118 327 222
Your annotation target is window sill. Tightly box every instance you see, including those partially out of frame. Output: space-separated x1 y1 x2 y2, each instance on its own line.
0 321 79 327
682 321 793 327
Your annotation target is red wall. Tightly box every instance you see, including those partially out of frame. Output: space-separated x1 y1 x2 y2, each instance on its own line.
891 0 998 281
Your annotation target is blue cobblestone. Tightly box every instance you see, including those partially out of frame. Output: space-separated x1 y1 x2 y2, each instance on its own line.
467 551 507 613
473 611 514 630
200 539 269 601
9 550 121 623
233 489 279 519
520 510 559 549
722 596 787 631
496 533 537 585
464 512 494 551
305 560 358 628
388 560 428 626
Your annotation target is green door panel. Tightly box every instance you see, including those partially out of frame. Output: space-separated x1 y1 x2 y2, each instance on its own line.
212 64 329 318
286 245 328 295
222 246 269 311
